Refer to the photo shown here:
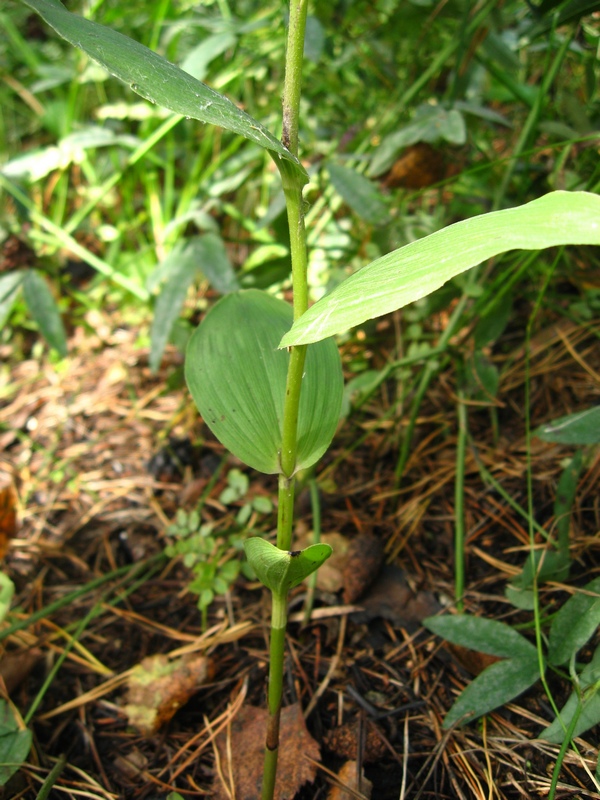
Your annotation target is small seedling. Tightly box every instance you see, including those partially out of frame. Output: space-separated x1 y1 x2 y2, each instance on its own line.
165 508 253 629
218 468 273 526
18 1 600 796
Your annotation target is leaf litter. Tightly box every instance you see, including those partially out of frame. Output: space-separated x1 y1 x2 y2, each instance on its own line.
0 304 599 797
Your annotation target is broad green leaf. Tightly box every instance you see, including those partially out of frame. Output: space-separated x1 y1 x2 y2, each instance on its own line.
280 191 600 347
20 0 306 183
185 290 343 475
442 655 541 728
548 577 600 666
534 406 600 445
423 614 536 659
0 271 25 330
327 162 389 226
541 644 600 744
22 270 67 357
0 700 32 786
149 235 238 373
244 538 332 595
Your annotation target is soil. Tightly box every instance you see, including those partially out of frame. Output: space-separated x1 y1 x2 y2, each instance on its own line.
0 302 599 800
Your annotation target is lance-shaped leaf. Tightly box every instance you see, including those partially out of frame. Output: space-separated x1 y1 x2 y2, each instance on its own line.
244 538 332 595
442 654 541 728
149 234 238 373
423 614 536 659
548 577 600 666
541 643 600 744
534 406 600 445
185 290 343 475
20 0 306 184
0 271 25 330
327 162 389 226
22 270 67 357
280 191 600 347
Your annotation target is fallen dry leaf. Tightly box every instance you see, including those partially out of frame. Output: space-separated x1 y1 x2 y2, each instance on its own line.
123 652 212 735
350 565 440 630
297 532 349 593
445 642 502 676
382 142 446 189
0 475 18 562
113 747 148 780
0 648 42 694
212 703 320 800
327 760 372 800
342 534 384 603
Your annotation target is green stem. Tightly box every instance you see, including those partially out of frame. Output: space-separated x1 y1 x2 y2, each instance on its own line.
262 593 287 800
454 385 467 611
281 0 308 156
277 473 295 552
260 4 310 798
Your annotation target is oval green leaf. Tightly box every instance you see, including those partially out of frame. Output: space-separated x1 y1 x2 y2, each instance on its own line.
185 290 343 474
280 191 600 347
20 0 306 184
244 538 332 595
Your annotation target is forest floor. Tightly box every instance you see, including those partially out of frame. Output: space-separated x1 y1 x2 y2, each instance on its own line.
0 297 599 800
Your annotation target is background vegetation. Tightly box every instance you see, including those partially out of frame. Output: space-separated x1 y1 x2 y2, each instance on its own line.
1 0 599 797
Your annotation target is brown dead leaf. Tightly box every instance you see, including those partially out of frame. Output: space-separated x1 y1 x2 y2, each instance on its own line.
123 653 213 735
446 642 502 676
113 748 148 780
0 474 18 562
212 703 320 800
342 534 384 603
296 531 350 593
327 760 372 800
0 648 42 694
350 566 440 629
382 142 446 190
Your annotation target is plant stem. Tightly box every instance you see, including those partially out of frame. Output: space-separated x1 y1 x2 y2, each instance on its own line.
454 385 467 611
261 4 309 798
261 589 288 799
281 0 308 156
277 473 295 552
